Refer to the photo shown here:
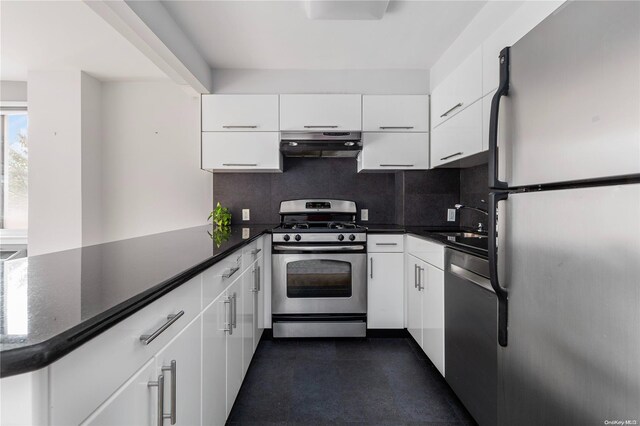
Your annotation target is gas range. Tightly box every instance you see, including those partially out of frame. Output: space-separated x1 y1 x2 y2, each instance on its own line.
272 199 367 244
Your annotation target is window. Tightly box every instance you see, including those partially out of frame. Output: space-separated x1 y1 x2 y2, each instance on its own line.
0 105 28 231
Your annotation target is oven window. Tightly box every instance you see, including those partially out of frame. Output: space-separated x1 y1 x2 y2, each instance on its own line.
287 260 352 298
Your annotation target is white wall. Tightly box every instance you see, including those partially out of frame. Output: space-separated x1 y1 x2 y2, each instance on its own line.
211 69 429 94
0 81 27 102
81 73 104 246
100 80 211 243
27 71 83 255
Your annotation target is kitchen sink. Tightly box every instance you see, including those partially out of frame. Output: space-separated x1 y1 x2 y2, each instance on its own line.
435 231 487 239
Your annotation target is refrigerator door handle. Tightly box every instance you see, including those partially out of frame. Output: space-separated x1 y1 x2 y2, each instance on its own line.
489 47 511 190
489 191 510 347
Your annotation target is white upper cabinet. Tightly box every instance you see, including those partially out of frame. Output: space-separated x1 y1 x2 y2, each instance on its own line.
431 46 482 129
362 95 429 132
202 132 282 172
430 100 482 168
358 132 429 172
280 94 362 131
202 95 279 132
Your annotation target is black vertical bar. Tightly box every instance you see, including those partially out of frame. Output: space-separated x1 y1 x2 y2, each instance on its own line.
489 191 509 346
488 47 511 190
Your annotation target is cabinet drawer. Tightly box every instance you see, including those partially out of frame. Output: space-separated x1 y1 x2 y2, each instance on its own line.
280 94 362 131
357 132 429 171
406 235 445 269
49 276 201 426
202 249 243 308
367 234 404 252
431 46 482 129
202 95 279 132
430 100 482 168
202 132 282 172
362 95 429 132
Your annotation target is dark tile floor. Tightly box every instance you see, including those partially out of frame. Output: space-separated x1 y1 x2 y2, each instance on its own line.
227 337 477 426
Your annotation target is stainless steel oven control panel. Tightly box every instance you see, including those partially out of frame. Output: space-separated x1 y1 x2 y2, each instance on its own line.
272 233 367 243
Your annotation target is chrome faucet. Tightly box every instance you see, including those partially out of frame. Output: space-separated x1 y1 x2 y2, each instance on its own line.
454 202 488 233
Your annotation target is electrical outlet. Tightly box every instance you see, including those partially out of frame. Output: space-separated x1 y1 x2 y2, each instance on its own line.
447 208 456 222
361 209 369 221
242 209 250 221
242 228 250 239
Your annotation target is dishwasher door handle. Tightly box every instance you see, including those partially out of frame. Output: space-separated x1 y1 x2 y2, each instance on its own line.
449 264 494 293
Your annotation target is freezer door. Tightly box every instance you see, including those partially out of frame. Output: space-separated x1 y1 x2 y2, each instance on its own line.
497 184 640 425
497 1 640 187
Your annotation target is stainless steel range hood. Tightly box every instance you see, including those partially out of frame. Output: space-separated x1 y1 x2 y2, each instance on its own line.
280 131 362 158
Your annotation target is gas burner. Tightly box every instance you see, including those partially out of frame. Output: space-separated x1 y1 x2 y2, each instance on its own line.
328 222 357 230
282 223 310 230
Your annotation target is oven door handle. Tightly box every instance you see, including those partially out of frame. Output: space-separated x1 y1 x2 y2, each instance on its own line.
273 245 365 252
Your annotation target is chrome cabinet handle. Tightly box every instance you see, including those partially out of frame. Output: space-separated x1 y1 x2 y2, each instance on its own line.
418 267 425 291
161 360 177 424
222 163 257 167
257 265 261 291
379 126 414 130
414 264 419 288
440 102 463 118
148 375 165 426
304 125 338 128
370 257 374 279
222 125 257 129
375 242 397 246
231 293 237 328
380 164 414 167
440 152 463 161
223 296 232 334
251 267 258 292
140 311 184 345
250 248 262 255
222 266 240 279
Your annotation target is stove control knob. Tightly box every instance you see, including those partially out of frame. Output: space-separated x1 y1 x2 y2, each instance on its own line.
283 234 290 241
349 234 356 241
337 234 345 241
295 234 302 241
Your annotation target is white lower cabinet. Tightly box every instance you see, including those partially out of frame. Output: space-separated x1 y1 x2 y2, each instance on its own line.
154 316 202 426
253 253 265 352
367 252 404 328
226 275 245 416
242 264 256 377
82 360 157 426
405 237 446 376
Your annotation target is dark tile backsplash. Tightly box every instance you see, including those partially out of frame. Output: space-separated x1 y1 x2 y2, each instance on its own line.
459 163 490 230
212 157 488 228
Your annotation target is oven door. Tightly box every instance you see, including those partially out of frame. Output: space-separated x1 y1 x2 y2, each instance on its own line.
272 250 367 315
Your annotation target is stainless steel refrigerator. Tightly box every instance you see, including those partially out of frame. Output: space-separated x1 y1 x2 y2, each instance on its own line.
488 1 640 425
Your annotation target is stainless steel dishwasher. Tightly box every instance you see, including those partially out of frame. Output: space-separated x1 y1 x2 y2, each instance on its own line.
444 248 497 426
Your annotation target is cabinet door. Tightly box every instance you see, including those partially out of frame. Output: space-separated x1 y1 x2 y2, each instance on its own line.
202 132 282 172
280 94 362 131
405 255 423 346
430 100 482 168
154 316 202 426
202 95 279 131
357 132 429 171
242 263 256 376
202 293 231 426
362 95 429 132
422 263 445 376
82 360 156 426
368 253 404 329
431 46 482 128
254 255 265 352
226 276 244 415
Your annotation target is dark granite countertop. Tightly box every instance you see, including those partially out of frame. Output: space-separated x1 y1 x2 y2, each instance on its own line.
365 224 489 258
0 224 275 377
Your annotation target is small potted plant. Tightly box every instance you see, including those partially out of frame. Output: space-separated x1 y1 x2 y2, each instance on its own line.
208 202 232 247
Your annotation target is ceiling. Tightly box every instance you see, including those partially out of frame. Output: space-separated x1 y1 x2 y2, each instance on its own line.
162 0 487 70
0 1 167 81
